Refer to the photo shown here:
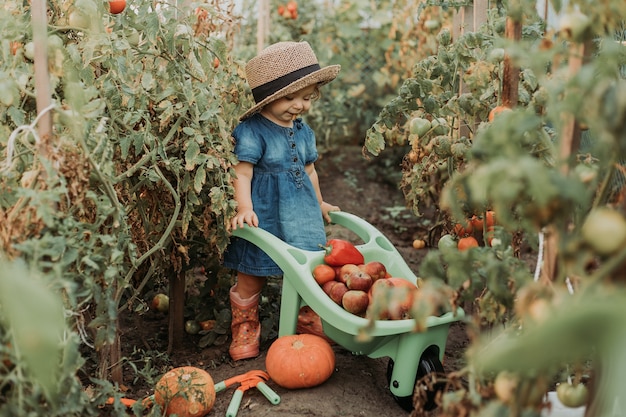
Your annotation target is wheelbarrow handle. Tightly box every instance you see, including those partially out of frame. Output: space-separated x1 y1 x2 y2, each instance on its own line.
256 381 281 404
214 380 227 393
225 389 244 417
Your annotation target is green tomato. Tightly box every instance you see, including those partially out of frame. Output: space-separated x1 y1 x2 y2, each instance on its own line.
0 79 19 107
438 234 457 253
185 320 201 335
556 382 588 408
47 35 64 50
488 48 505 63
431 117 449 135
409 117 431 137
24 42 35 60
574 163 597 184
423 19 441 32
68 11 90 30
581 207 626 256
126 28 140 47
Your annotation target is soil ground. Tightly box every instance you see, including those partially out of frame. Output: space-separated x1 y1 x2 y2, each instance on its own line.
106 146 469 417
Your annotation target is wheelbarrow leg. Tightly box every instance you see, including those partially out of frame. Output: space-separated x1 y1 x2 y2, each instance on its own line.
388 325 451 411
388 332 424 398
278 275 301 337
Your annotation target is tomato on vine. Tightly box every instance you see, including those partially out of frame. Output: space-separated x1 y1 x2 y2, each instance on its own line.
469 215 483 231
108 0 126 14
488 105 512 122
556 382 588 408
453 220 473 237
458 236 479 251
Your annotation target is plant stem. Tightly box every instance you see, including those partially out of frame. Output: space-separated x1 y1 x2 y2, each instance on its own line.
117 161 181 304
113 116 183 183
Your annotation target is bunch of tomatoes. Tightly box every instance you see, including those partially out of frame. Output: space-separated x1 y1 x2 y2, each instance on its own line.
277 1 298 19
438 210 497 252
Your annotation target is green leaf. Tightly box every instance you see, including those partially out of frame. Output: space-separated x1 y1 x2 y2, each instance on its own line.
0 259 65 402
363 129 385 156
194 166 206 193
141 72 155 91
185 141 201 170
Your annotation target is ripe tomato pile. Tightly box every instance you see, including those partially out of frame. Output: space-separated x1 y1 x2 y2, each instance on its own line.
313 239 418 319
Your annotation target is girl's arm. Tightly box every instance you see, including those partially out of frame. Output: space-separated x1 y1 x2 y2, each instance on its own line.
230 161 258 230
306 163 340 224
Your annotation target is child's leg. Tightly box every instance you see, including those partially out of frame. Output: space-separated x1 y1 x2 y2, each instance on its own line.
234 272 265 298
229 272 265 361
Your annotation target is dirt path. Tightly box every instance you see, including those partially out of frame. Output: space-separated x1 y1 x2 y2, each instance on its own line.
110 146 468 417
205 146 468 417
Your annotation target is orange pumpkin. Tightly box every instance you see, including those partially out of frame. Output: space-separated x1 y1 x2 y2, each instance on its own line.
265 334 335 389
153 366 216 417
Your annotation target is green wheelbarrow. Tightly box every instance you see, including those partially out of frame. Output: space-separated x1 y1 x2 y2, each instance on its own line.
232 211 464 412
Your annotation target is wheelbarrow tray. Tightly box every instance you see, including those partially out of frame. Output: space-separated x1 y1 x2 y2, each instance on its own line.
232 211 464 398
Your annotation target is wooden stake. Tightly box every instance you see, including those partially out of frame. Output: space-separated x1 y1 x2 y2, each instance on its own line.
30 0 53 154
257 0 269 53
501 17 522 108
168 268 186 353
540 41 590 283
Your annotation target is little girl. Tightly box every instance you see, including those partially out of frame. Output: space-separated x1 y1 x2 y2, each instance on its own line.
223 41 341 361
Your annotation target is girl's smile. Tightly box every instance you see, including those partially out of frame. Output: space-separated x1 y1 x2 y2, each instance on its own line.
260 84 319 127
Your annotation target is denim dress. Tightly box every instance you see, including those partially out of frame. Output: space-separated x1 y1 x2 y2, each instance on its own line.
223 113 327 276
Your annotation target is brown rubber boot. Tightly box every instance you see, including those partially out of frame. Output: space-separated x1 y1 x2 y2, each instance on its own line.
229 285 261 361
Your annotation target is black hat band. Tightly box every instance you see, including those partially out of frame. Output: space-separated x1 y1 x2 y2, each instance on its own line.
251 63 321 103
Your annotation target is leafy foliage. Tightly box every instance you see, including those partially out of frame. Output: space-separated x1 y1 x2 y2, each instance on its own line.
365 0 626 415
1 0 245 414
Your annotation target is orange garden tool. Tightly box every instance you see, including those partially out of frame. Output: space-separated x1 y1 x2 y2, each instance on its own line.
214 369 280 417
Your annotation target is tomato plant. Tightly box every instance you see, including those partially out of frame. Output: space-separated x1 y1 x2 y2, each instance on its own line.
366 0 626 414
0 0 245 414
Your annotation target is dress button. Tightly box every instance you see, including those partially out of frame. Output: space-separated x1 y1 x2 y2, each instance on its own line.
293 157 298 162
289 131 294 136
291 143 296 148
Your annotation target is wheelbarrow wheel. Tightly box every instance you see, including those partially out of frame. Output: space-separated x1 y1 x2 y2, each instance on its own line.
387 354 445 412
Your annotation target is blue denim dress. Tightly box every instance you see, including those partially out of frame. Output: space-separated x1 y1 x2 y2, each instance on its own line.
223 113 327 276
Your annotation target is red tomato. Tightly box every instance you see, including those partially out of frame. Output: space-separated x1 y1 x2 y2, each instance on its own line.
469 215 483 231
109 0 126 14
488 105 512 122
286 1 297 12
312 264 336 286
458 236 479 251
453 220 473 237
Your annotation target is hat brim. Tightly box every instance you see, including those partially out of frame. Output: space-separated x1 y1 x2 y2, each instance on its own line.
240 65 341 121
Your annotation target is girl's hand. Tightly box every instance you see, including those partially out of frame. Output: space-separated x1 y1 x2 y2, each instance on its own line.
229 207 259 231
320 201 340 224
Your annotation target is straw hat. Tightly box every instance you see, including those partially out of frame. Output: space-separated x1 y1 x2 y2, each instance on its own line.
240 41 341 120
